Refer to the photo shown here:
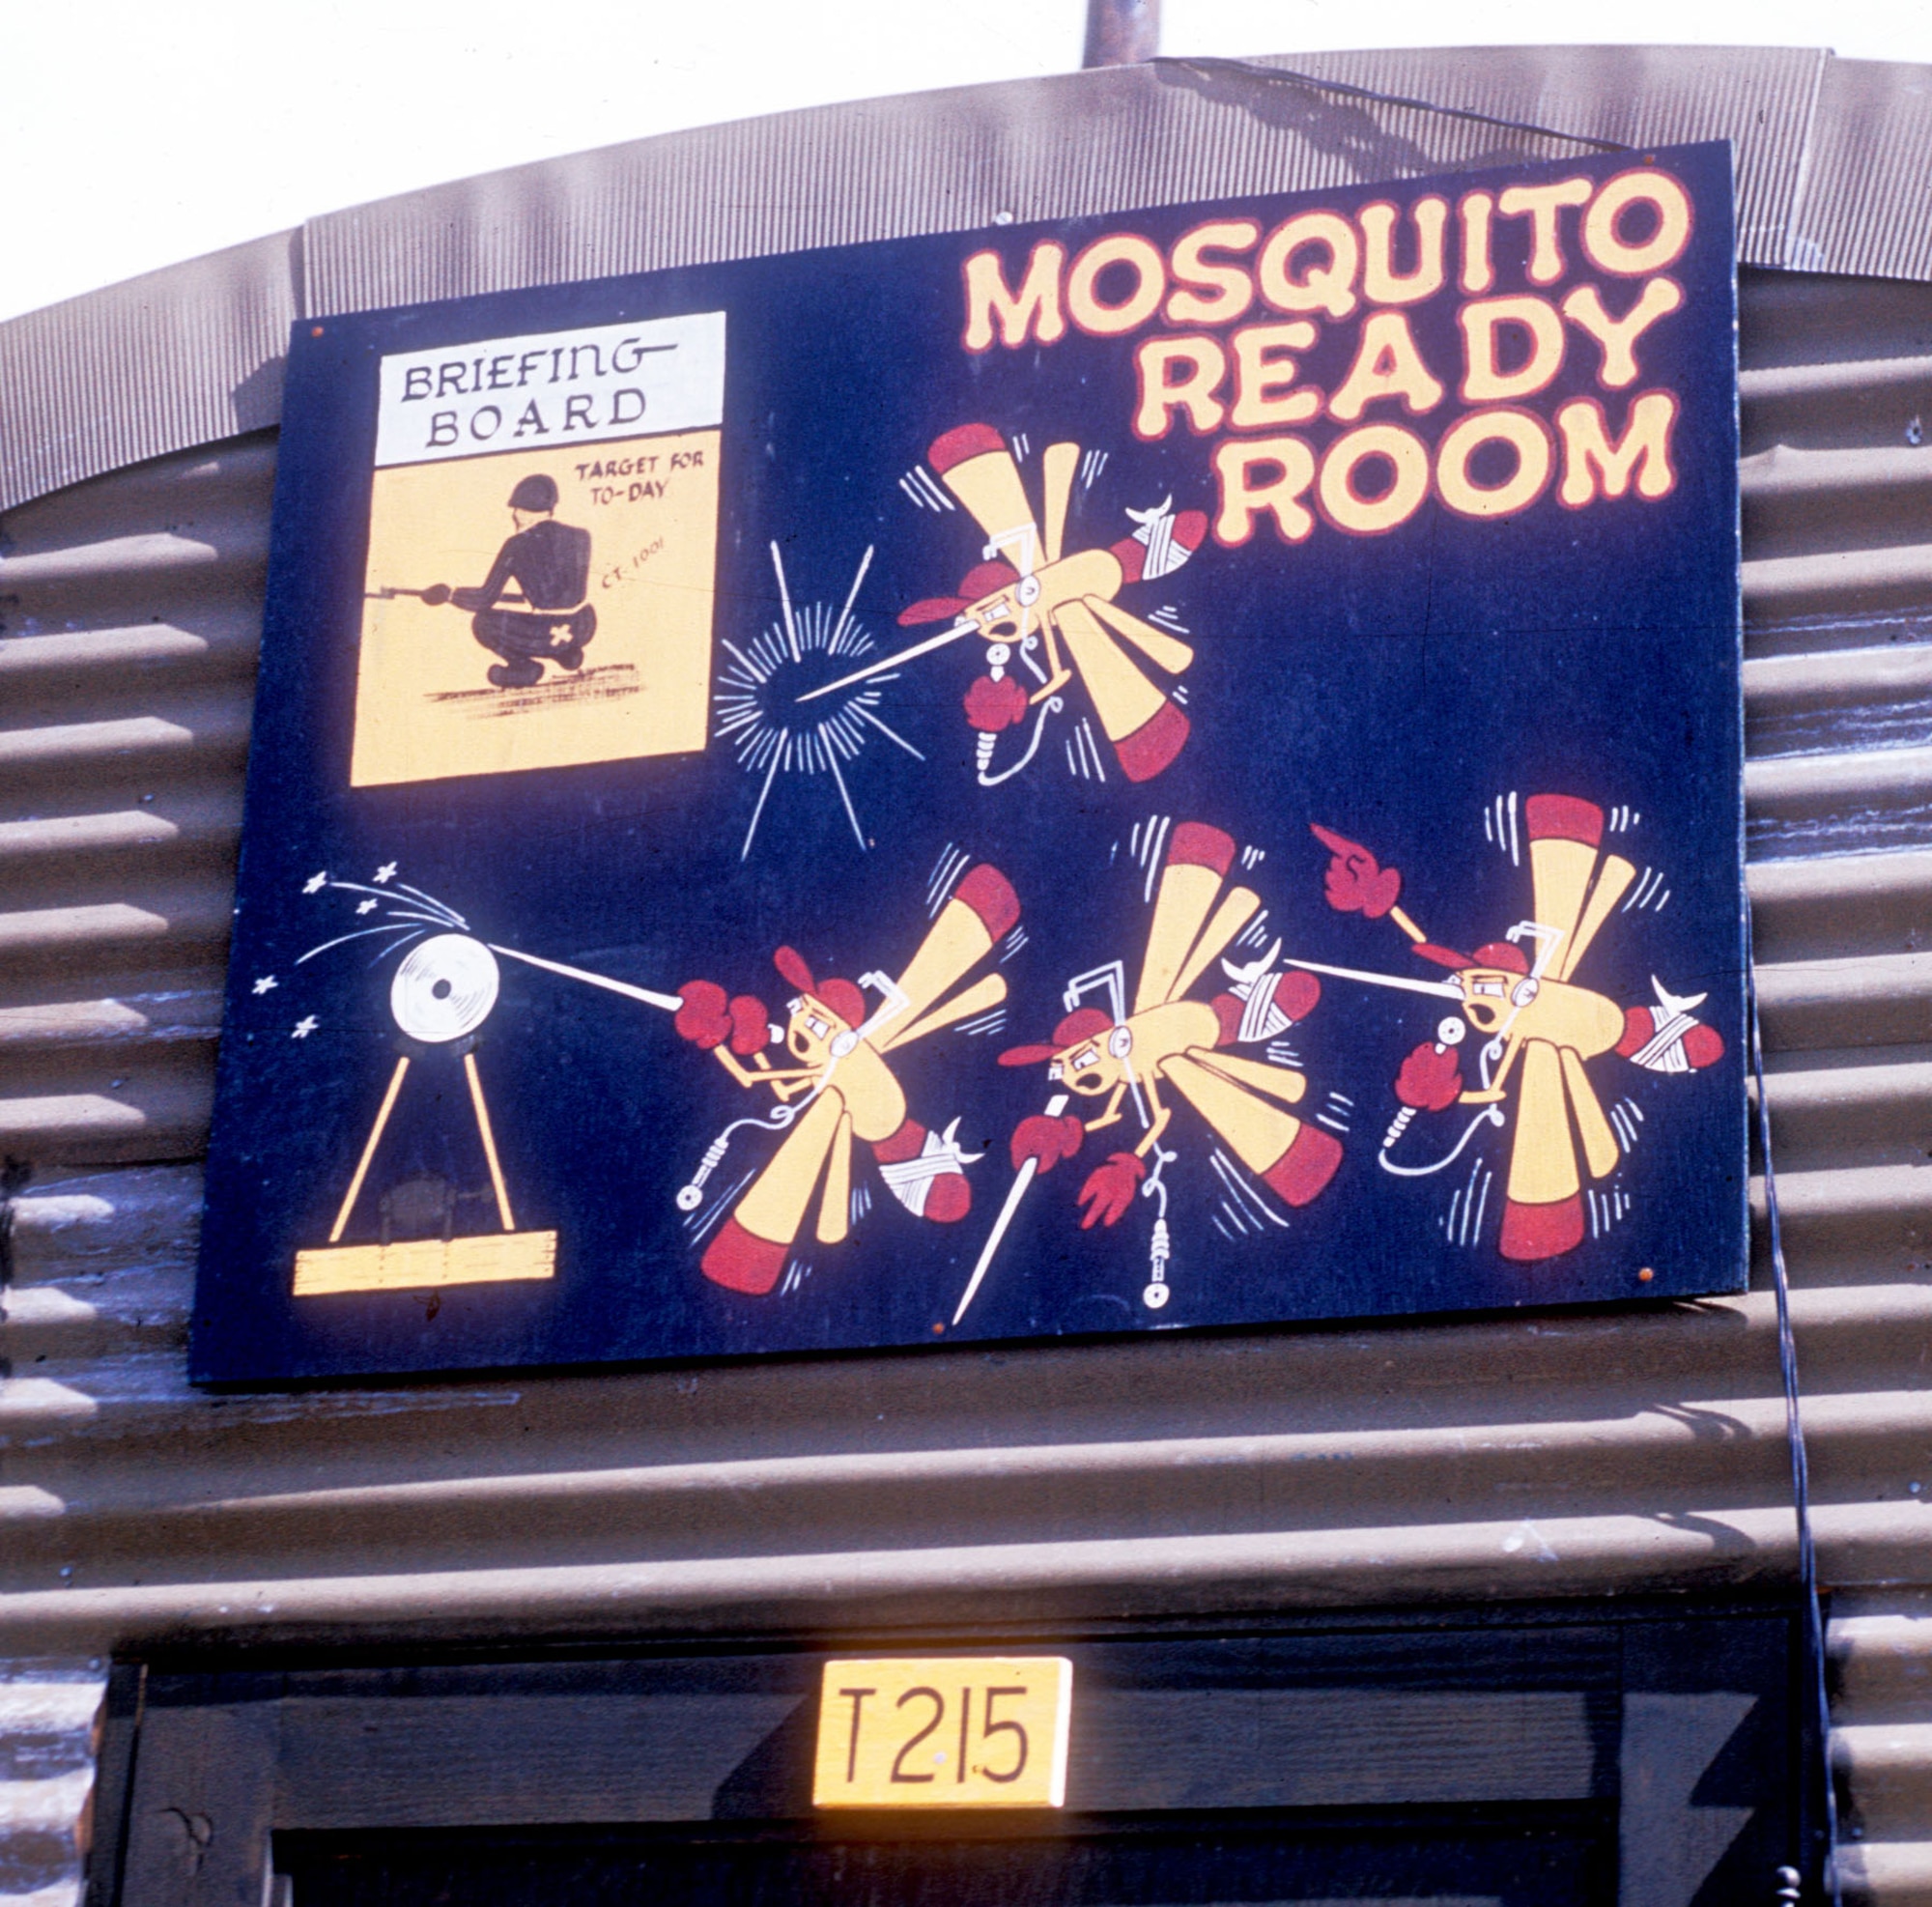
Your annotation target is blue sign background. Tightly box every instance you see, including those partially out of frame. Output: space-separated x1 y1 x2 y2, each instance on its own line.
195 142 1744 1382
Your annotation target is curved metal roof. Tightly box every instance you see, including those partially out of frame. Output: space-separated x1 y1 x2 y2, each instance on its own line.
4 43 1932 515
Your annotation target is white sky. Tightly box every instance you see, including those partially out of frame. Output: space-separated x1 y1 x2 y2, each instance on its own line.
4 0 1929 326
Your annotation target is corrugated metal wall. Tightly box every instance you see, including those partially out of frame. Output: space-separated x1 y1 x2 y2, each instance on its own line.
3 262 1931 1899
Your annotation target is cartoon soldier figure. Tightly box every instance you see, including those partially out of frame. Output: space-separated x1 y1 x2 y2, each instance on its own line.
448 474 598 688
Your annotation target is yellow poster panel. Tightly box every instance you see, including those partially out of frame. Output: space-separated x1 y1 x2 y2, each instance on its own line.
350 431 718 786
812 1658 1072 1808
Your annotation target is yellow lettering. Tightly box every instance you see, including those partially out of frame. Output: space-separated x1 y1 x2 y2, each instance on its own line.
1230 321 1320 429
1562 278 1685 387
1459 191 1495 295
1319 425 1431 534
962 243 1067 352
1459 296 1566 402
1166 219 1260 326
1066 234 1167 336
1497 178 1593 285
1134 335 1228 438
1328 312 1444 421
1359 196 1448 305
1258 213 1359 320
1436 409 1553 518
1556 393 1680 504
1581 171 1694 276
1211 437 1317 544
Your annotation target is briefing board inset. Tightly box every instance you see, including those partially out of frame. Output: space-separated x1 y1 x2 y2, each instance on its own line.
350 311 724 787
195 144 1747 1383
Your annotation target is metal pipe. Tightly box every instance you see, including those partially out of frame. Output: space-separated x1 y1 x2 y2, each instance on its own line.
1082 0 1157 68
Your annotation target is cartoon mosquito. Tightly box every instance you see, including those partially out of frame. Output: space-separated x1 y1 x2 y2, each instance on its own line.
960 824 1340 1324
1296 796 1725 1263
799 423 1206 784
671 864 1021 1295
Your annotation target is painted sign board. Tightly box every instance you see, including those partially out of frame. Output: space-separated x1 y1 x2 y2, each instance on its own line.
193 141 1744 1383
812 1658 1074 1807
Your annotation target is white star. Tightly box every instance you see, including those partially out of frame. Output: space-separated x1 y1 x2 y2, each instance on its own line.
292 1015 319 1039
355 898 379 915
303 871 328 895
373 863 398 884
252 975 278 995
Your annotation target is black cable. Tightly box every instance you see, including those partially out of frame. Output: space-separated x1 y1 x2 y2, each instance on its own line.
1747 902 1842 1904
1151 55 1636 156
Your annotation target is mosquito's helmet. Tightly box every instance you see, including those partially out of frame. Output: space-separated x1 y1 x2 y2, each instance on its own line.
1000 1005 1119 1095
773 945 866 1061
1451 941 1532 1034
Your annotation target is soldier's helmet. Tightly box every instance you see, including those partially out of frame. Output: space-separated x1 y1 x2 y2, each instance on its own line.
508 473 559 513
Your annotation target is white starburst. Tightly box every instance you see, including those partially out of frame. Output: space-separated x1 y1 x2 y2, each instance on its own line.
718 543 926 861
373 863 398 884
252 975 277 995
291 1015 319 1039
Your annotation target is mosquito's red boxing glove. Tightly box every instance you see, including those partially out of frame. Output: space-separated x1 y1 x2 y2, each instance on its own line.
1270 970 1321 1023
1310 823 1402 920
1395 1040 1463 1111
1077 1152 1147 1229
964 673 1030 733
674 981 732 1049
1011 1111 1085 1174
727 995 770 1056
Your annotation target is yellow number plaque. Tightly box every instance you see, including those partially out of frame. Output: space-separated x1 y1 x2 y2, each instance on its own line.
812 1658 1072 1808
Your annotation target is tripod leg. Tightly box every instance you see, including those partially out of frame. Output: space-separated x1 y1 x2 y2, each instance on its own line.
463 1050 517 1233
328 1056 411 1244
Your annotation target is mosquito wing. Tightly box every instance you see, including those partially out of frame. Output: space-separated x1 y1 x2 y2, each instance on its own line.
1081 594 1195 676
815 1110 855 1244
1558 1046 1620 1181
1497 1038 1585 1262
1054 601 1190 783
1135 824 1232 1012
1041 441 1079 565
879 864 1019 1049
1164 1053 1341 1209
703 1086 848 1292
929 425 1039 565
1556 853 1635 982
882 972 1007 1052
1524 796 1605 958
1164 1054 1305 1174
1135 822 1263 1012
1171 886 1262 1004
1522 795 1641 982
1185 1049 1308 1107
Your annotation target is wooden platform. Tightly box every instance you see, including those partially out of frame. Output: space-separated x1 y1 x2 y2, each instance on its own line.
293 1231 557 1296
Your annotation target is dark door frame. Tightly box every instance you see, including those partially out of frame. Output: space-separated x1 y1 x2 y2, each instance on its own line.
87 1596 1814 1907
